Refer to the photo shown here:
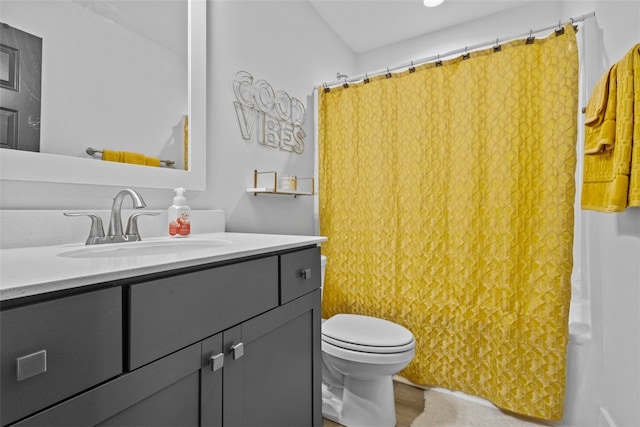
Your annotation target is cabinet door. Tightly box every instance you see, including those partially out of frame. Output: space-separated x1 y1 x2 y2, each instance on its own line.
221 290 322 427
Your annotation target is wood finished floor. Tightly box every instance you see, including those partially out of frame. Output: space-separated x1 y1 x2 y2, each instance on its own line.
322 381 425 427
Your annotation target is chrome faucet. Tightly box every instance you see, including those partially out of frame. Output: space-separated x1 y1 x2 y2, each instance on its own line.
108 189 147 237
64 188 159 245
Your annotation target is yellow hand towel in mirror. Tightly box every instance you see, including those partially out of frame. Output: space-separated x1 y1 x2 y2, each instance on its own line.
145 156 161 167
102 149 123 162
123 152 146 165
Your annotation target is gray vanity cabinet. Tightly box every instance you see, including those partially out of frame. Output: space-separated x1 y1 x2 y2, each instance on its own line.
132 246 322 427
1 245 322 427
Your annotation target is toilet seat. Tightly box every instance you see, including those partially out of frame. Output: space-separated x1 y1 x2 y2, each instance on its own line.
322 335 416 354
322 339 416 365
322 314 415 354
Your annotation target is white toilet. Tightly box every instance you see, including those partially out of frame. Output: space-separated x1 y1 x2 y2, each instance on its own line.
320 256 416 427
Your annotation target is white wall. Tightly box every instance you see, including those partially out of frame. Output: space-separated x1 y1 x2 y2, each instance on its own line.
206 0 354 235
355 2 640 426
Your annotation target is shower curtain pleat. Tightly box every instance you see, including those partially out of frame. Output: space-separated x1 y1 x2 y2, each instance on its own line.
318 25 578 421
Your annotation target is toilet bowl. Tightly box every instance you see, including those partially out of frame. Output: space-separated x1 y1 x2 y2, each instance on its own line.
320 256 416 427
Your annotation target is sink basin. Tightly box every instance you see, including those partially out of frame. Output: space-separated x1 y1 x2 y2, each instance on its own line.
58 239 233 259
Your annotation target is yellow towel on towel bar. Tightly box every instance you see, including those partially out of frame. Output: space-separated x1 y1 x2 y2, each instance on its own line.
145 156 161 167
102 150 161 167
581 44 640 211
584 66 615 154
101 149 123 162
123 152 146 165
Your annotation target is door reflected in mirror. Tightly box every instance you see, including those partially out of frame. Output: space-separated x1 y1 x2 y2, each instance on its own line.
0 0 188 170
0 24 42 152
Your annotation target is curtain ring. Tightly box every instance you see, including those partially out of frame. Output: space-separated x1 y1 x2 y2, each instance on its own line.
385 67 392 78
569 17 578 32
364 73 370 84
555 20 565 35
343 77 349 89
526 29 535 44
409 60 415 73
462 46 470 60
435 54 442 67
323 82 330 93
493 37 501 52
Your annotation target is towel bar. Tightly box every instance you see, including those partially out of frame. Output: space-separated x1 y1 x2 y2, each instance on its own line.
86 147 175 167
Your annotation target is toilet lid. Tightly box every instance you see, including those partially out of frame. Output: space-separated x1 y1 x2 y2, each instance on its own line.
322 314 415 353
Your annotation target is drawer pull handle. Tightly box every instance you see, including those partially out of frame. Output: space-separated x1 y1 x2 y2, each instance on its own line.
300 268 312 280
230 342 244 360
209 353 224 372
17 350 47 381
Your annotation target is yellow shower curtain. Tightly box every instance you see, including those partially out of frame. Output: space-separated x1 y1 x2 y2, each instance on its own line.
318 25 578 421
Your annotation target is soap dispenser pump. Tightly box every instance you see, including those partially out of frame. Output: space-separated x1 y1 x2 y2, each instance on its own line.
168 187 191 237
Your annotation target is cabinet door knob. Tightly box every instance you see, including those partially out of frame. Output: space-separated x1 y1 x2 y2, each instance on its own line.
17 350 47 381
209 352 224 372
230 342 244 360
300 268 312 280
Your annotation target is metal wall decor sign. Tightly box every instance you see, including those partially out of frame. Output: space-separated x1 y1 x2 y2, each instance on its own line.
233 71 306 154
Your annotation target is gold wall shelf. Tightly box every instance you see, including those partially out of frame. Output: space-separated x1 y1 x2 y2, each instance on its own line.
247 170 315 197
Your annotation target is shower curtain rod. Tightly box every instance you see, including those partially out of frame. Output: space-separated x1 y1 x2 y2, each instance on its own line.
317 11 595 89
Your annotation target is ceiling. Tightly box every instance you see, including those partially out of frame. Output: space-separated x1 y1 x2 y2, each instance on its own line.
307 0 536 54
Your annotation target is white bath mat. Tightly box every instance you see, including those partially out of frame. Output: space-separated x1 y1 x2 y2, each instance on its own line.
410 388 551 427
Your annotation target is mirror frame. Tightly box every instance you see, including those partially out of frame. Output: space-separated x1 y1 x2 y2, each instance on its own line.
0 0 206 191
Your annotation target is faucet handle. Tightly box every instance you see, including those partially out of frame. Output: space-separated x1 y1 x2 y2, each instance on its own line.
125 212 161 241
63 212 105 245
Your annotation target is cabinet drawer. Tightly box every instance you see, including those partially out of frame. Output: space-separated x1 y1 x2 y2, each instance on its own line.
0 287 123 426
10 343 201 427
129 256 279 370
280 247 321 304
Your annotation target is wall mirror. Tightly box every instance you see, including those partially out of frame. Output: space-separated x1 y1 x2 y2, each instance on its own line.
0 0 206 190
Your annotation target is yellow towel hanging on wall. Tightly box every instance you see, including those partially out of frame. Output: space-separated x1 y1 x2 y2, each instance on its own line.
581 43 640 211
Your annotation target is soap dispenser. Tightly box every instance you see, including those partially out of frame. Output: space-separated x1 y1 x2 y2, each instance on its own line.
168 187 191 237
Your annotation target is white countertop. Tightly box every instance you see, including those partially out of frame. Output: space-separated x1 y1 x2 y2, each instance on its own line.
0 232 327 302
